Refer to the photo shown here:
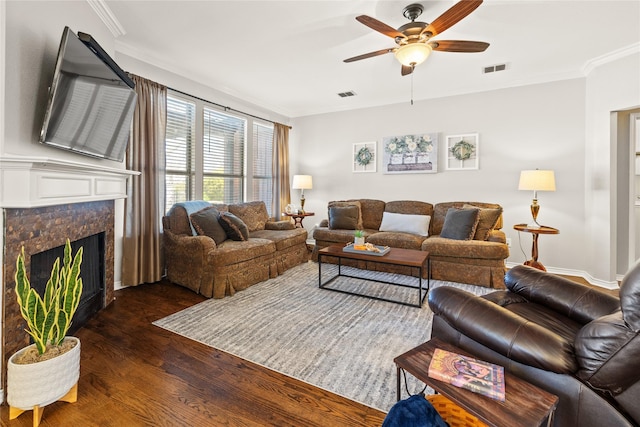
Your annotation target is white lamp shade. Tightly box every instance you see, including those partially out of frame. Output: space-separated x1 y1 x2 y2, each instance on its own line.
292 175 313 190
518 170 556 192
394 43 433 67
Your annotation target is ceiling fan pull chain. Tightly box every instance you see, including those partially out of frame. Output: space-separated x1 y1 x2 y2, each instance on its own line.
411 68 414 105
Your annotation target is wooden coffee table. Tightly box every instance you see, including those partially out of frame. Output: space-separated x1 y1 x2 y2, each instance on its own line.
394 338 558 427
317 245 430 307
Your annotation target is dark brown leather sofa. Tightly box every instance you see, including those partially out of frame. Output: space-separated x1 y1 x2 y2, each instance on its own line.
428 262 640 427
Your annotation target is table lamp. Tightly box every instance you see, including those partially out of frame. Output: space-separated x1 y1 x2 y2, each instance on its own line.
518 169 556 228
292 175 312 214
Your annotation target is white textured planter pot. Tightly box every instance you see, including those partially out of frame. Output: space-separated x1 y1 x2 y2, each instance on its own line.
7 337 80 410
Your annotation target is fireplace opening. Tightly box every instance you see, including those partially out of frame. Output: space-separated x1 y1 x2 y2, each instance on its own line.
29 233 106 335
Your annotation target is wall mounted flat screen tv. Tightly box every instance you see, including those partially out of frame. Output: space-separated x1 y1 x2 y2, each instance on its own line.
39 26 137 162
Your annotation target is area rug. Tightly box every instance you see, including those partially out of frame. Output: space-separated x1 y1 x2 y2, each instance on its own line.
153 261 492 412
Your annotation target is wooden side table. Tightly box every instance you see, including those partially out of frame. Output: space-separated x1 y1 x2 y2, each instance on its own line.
284 212 314 228
394 338 558 427
513 224 559 271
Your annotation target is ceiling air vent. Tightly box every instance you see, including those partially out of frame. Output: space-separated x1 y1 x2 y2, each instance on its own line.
483 63 508 74
337 91 357 98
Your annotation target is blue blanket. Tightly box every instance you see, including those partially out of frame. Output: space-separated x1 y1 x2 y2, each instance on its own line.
173 201 212 235
382 395 448 427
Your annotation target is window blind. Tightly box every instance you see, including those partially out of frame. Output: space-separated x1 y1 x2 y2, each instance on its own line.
203 107 246 204
252 122 274 216
165 96 195 213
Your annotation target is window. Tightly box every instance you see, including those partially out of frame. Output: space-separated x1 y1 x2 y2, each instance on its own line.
165 96 195 211
164 92 275 216
253 122 274 214
203 107 246 204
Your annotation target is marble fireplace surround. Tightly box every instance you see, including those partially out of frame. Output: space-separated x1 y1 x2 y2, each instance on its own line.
0 155 138 391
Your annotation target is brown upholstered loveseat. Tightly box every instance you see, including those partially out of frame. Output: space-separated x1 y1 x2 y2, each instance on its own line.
163 200 308 298
312 199 509 288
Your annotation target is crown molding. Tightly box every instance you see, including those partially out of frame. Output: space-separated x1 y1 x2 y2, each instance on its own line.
86 0 126 38
583 42 640 76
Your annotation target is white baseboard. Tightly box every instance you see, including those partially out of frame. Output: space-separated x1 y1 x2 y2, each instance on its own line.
505 262 619 290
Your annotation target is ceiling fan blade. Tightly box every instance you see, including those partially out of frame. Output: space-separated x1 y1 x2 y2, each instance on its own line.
422 0 483 38
344 48 395 63
401 65 414 76
429 40 489 52
356 15 407 39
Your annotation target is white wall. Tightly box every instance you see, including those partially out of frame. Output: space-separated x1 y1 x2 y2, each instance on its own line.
585 52 640 282
291 79 590 277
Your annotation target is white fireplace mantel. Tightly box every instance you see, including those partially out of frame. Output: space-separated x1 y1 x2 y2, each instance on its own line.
0 155 140 208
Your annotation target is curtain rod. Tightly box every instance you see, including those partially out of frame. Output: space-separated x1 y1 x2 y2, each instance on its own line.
168 87 292 129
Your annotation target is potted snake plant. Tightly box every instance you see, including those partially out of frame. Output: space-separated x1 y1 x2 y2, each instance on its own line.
7 239 83 424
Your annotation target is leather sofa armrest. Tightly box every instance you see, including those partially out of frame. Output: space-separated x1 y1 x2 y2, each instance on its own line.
505 265 620 324
481 290 529 306
428 286 578 374
319 219 329 228
575 311 640 395
265 220 294 231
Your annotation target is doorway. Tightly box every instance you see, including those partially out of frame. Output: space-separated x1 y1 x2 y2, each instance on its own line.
615 108 640 278
631 113 640 267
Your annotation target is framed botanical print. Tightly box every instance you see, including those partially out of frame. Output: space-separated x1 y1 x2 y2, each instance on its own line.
382 133 438 174
353 142 376 173
446 133 479 170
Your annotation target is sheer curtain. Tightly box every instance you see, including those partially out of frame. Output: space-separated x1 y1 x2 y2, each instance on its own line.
122 75 167 286
272 123 291 220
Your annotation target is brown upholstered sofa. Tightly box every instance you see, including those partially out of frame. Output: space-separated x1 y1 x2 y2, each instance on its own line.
163 200 308 298
429 263 640 427
312 199 509 288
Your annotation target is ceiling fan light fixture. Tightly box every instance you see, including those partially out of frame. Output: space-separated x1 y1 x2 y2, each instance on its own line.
394 43 432 67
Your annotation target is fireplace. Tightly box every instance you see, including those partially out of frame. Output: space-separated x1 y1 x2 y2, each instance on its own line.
2 200 116 380
29 233 106 336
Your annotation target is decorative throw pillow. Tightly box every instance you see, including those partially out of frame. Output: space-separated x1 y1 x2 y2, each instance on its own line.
379 212 431 236
218 212 250 241
328 201 363 230
463 204 502 240
228 201 269 232
328 205 360 230
440 208 480 240
189 206 227 245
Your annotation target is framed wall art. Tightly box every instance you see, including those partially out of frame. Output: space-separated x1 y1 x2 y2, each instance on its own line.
382 133 438 174
353 142 376 173
446 133 479 170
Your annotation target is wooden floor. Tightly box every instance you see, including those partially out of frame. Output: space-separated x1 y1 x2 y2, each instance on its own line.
0 269 619 427
0 281 386 427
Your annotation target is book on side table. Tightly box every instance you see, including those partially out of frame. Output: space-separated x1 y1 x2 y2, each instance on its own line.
428 348 505 401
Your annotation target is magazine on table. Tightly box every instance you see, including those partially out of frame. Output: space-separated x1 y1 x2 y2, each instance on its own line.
428 348 506 401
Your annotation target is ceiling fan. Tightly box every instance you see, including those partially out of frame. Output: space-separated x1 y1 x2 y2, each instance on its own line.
344 0 489 76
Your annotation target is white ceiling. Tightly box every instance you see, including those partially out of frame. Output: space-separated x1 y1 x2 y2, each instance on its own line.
106 0 640 118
